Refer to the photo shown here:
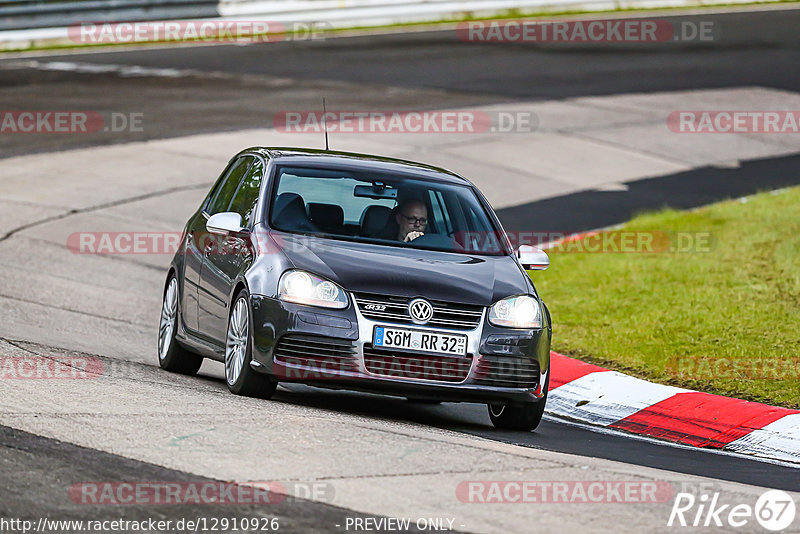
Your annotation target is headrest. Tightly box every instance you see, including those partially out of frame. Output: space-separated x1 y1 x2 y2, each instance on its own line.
273 192 317 232
274 193 304 218
307 203 344 231
360 205 392 237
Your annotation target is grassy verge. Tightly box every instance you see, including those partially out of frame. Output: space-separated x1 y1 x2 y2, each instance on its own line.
530 186 800 408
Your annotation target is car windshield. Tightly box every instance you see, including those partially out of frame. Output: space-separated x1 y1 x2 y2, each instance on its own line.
269 165 508 255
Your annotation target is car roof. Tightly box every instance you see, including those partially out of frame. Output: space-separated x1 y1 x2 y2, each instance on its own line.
235 147 473 186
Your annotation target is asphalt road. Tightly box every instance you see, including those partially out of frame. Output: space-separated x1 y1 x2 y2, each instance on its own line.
279 384 800 491
15 9 800 98
1 6 799 531
1 424 428 534
496 152 800 233
2 7 799 157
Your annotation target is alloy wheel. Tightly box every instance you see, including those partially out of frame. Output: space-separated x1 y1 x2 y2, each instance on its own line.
158 278 178 361
225 297 249 385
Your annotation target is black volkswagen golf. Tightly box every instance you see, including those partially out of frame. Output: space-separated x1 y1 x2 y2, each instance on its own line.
158 147 552 430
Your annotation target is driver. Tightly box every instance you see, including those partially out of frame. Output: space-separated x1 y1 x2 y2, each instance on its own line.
396 199 428 242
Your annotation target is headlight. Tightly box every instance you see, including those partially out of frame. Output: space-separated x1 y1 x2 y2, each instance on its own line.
488 295 541 328
278 270 348 309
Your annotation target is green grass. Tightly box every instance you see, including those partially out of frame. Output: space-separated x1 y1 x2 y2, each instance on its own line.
530 187 800 408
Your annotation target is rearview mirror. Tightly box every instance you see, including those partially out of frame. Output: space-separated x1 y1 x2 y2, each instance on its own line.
517 245 549 270
354 183 398 200
206 212 245 235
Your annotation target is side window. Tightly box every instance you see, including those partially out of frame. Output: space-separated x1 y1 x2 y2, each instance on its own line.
428 189 451 235
201 160 234 210
464 203 502 253
228 158 265 227
465 203 493 233
206 157 254 215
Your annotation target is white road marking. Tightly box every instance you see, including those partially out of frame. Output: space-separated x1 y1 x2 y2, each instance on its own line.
547 371 689 427
1 59 230 79
724 413 800 463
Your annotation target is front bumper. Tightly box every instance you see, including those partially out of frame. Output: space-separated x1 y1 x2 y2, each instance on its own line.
249 294 550 406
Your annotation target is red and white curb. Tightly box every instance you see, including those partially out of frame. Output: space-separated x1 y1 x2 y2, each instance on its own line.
547 352 800 464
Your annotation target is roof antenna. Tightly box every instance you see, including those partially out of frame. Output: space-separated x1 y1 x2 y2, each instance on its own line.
322 97 329 151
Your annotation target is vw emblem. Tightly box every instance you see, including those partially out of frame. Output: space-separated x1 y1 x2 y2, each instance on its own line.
408 298 433 324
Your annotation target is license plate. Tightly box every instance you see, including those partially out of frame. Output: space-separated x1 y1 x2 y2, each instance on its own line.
373 326 467 356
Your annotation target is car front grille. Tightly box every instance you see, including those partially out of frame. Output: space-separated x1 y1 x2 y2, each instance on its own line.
363 345 472 382
273 334 358 377
353 292 483 330
472 355 540 389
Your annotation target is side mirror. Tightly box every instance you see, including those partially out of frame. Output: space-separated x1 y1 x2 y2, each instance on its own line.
206 212 245 235
517 245 549 270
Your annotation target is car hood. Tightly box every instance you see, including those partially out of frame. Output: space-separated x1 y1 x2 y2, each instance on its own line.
273 232 531 306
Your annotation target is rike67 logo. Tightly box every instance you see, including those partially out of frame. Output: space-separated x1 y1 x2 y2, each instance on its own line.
668 489 796 531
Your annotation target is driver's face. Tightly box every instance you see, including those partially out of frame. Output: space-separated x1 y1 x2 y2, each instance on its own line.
397 202 428 239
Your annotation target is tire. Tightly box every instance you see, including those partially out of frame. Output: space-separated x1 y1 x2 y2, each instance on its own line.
225 289 278 399
158 275 203 375
488 372 549 431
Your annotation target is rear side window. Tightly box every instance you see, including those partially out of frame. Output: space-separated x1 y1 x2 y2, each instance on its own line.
206 156 254 215
228 158 265 227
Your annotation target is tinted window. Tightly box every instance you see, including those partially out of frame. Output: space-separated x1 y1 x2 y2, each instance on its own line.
228 158 264 227
269 166 507 256
207 157 254 215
